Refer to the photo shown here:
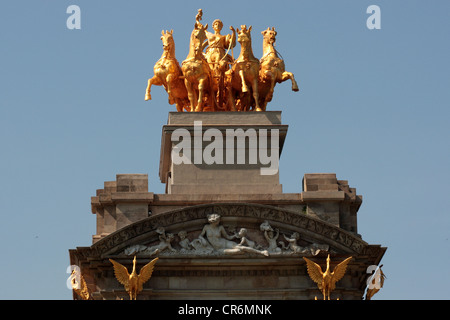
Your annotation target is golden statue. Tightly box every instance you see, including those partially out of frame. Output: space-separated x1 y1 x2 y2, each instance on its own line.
144 9 299 112
70 269 91 300
204 19 236 108
226 25 261 112
181 10 217 112
258 27 299 111
303 254 352 300
145 30 190 112
109 256 159 300
365 265 386 300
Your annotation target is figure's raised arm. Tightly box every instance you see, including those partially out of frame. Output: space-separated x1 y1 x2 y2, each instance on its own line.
220 225 236 240
228 26 236 47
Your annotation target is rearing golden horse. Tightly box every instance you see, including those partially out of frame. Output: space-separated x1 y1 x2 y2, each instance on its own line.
145 30 189 112
181 22 217 112
258 27 299 111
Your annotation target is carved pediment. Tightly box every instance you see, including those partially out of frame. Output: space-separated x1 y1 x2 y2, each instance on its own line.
88 203 368 258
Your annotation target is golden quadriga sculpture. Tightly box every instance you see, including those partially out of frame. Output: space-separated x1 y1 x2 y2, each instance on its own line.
145 9 299 112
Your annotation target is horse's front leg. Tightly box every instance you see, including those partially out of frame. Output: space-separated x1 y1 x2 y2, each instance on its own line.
281 71 299 92
262 70 276 109
251 77 262 112
196 77 207 112
166 74 176 105
239 69 249 92
145 76 162 101
184 79 197 112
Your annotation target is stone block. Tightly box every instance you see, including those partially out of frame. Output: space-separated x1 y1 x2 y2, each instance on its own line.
104 181 117 193
116 174 148 192
303 173 338 192
301 191 345 201
102 205 117 234
116 203 148 229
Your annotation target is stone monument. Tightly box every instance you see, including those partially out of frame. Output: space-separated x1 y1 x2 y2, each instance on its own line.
68 10 386 300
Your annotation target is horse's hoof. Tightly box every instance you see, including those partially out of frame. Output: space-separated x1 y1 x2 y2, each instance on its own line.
145 93 152 101
292 86 299 92
255 107 262 112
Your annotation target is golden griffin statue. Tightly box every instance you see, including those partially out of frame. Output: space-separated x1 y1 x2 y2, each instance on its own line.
109 256 159 300
303 254 352 300
145 9 299 112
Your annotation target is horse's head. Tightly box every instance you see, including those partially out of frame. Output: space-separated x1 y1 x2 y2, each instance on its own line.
190 23 208 56
161 30 175 54
236 25 252 46
262 27 277 46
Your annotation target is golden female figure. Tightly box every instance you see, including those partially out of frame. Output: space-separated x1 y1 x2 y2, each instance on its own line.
204 19 236 109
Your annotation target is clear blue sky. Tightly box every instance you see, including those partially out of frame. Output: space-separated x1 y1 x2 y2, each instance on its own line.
0 0 449 299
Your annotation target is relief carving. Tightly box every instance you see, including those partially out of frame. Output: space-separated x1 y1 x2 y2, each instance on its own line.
91 203 367 257
121 215 328 257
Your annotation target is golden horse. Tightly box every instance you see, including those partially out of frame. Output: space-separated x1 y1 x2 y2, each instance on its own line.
145 30 189 112
258 27 299 111
181 22 217 112
226 25 261 112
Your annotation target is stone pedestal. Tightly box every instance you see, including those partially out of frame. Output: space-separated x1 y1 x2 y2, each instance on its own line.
159 112 287 195
70 111 386 300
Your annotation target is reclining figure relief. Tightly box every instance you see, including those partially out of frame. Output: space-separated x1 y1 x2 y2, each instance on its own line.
122 215 329 258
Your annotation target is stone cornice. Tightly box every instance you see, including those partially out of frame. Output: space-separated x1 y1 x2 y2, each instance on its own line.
91 191 362 213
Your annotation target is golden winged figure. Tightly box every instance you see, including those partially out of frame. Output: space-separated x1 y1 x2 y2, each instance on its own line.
109 256 159 300
303 254 352 300
70 269 90 300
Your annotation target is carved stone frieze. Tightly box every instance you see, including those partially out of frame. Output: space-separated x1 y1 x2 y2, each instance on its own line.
88 203 368 258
